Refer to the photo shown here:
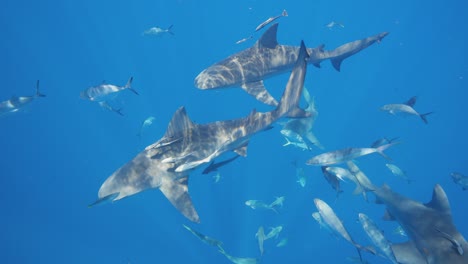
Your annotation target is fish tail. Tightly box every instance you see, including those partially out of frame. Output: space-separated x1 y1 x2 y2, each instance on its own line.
375 142 400 160
125 77 138 95
275 41 310 118
167 25 175 35
420 112 433 124
35 80 46 97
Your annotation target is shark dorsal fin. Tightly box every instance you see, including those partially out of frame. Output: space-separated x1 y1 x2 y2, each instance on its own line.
165 107 195 138
404 96 418 107
159 176 200 223
256 23 279 49
425 184 451 214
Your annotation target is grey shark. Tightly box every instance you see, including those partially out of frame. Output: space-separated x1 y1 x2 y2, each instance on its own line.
195 23 388 106
357 172 468 263
0 80 45 116
92 41 310 223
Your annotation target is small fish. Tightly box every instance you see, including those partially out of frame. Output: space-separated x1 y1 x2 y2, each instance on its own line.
183 224 223 248
255 9 288 32
325 21 345 29
245 200 277 212
281 129 311 151
218 246 259 264
435 228 464 255
235 35 253 44
269 196 285 209
202 155 240 174
255 226 266 256
143 25 174 36
294 164 307 187
385 163 411 183
321 166 344 197
380 96 433 124
450 172 468 190
265 226 283 240
137 116 156 138
306 143 398 166
213 172 222 183
80 77 137 102
358 213 398 264
98 101 123 116
0 80 45 116
276 238 288 247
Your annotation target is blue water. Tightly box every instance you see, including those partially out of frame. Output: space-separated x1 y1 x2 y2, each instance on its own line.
1 0 467 263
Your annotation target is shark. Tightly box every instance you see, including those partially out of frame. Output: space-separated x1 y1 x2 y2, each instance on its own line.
356 167 468 263
92 41 310 223
195 23 388 106
0 80 45 116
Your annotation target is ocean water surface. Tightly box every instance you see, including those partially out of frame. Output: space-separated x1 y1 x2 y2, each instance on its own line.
1 0 467 263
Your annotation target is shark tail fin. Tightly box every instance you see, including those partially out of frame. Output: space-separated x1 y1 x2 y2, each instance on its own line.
275 40 310 119
420 112 433 124
35 80 46 97
125 77 138 95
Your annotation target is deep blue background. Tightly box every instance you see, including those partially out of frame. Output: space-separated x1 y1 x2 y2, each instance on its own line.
1 0 467 263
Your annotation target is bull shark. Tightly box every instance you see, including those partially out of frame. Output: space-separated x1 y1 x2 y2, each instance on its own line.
195 23 388 106
91 41 310 223
0 80 45 116
356 169 468 263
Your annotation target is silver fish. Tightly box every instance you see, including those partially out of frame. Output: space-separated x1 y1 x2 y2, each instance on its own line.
256 226 266 256
306 143 398 166
359 213 398 264
255 9 288 32
385 163 411 183
451 172 468 190
380 96 432 124
143 25 174 36
0 80 45 116
80 77 137 102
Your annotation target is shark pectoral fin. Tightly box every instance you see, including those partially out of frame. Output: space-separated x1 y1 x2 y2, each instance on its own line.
425 184 451 214
392 241 426 264
159 177 200 223
382 209 396 221
241 81 278 106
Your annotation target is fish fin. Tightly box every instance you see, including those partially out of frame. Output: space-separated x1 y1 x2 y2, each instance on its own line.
312 63 321 68
276 41 310 118
382 209 396 221
164 107 196 138
241 80 278 106
330 57 343 72
35 80 46 97
159 176 200 223
256 23 279 49
404 96 418 107
124 77 138 95
420 112 433 124
233 144 248 157
375 142 400 160
167 25 175 35
424 184 451 214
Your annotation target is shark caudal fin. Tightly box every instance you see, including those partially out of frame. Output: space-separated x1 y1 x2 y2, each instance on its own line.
35 80 46 97
275 41 310 119
124 77 138 95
